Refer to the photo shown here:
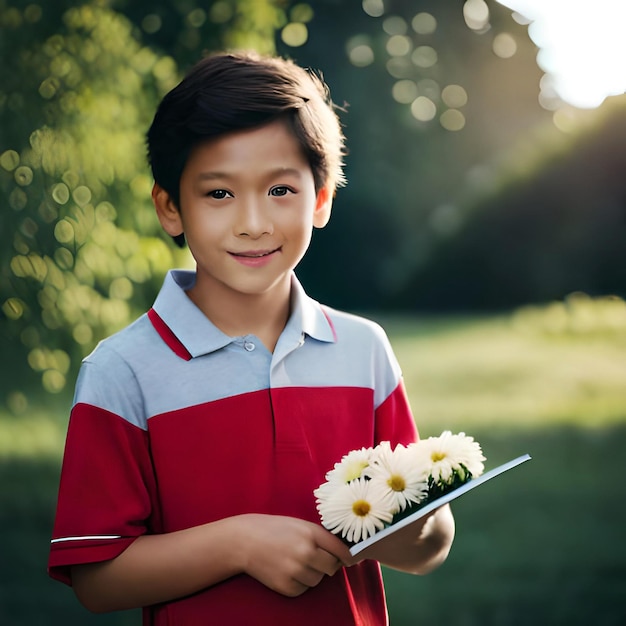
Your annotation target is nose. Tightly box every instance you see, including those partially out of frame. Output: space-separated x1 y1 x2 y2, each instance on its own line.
236 197 273 238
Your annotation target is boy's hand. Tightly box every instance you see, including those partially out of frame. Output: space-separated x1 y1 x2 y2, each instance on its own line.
343 505 455 574
343 513 433 566
234 514 351 597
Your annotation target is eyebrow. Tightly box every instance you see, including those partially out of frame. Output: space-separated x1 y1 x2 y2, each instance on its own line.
195 167 305 182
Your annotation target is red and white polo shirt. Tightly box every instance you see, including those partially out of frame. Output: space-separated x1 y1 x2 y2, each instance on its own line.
49 269 418 625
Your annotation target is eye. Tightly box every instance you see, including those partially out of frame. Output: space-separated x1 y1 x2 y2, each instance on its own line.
269 186 294 197
207 189 232 200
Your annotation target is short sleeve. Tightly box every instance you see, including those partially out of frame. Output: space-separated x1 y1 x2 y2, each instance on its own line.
374 378 418 446
370 324 419 446
48 353 158 585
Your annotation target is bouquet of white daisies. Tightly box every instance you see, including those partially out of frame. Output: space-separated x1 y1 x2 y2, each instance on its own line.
314 431 486 546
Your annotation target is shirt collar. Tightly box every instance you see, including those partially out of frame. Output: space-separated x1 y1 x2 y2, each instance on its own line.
152 269 336 358
290 274 336 343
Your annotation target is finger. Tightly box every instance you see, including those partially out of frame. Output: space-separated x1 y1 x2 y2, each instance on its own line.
314 526 352 564
312 549 343 577
293 565 325 589
282 579 309 598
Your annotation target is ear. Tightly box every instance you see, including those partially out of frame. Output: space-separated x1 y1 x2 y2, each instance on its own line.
313 186 333 229
152 184 184 238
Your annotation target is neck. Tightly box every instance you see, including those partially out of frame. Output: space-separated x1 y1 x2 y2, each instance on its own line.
187 276 292 353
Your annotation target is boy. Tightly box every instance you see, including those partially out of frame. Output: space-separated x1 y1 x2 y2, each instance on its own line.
48 51 455 625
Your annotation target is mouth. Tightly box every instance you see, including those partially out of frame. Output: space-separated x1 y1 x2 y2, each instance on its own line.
228 247 282 267
229 248 281 258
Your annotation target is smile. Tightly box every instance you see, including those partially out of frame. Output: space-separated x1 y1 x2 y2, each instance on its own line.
231 248 280 258
229 248 281 266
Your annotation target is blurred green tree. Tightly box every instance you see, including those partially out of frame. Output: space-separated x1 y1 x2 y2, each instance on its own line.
0 0 287 412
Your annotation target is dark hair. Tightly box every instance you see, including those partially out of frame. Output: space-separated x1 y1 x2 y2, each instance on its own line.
146 51 346 247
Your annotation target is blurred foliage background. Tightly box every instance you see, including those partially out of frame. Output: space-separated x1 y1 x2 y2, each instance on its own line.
1 0 625 624
2 0 625 407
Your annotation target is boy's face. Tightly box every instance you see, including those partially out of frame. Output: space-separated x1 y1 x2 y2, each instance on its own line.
154 119 331 303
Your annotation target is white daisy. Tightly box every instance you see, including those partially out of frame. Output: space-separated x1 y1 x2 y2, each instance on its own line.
365 442 429 514
410 431 486 486
316 476 394 544
314 447 374 500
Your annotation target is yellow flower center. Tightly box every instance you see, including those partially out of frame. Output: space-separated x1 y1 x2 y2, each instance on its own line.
352 500 371 517
431 451 447 462
345 460 369 482
388 474 406 492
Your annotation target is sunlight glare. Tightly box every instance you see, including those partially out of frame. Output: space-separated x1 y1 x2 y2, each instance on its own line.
495 0 626 108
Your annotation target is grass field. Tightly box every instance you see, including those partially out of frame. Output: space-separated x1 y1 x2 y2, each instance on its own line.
1 299 625 625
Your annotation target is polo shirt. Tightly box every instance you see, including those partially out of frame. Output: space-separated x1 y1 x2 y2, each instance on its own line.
49 269 418 626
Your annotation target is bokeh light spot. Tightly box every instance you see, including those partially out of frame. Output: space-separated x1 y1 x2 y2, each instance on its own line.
362 0 385 18
109 276 133 300
14 166 33 186
281 22 308 47
417 79 440 101
95 201 117 222
54 219 75 244
73 323 93 345
411 46 437 68
27 348 47 371
291 3 314 23
348 38 375 67
38 285 57 310
386 57 412 78
464 0 490 31
20 217 38 238
442 84 468 108
38 77 59 100
6 391 28 415
130 175 151 198
493 32 517 58
392 80 418 104
186 8 206 28
42 307 62 330
72 185 92 206
2 297 25 320
52 183 70 204
126 255 151 283
386 35 412 57
42 369 66 394
13 234 29 255
62 170 79 189
411 96 437 122
38 202 58 223
440 109 466 131
53 350 70 374
1 7 22 28
552 107 579 133
100 299 129 328
10 254 41 279
54 247 74 270
9 188 27 211
141 14 162 34
383 16 407 35
412 12 437 35
153 56 177 82
0 149 20 171
131 47 155 75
